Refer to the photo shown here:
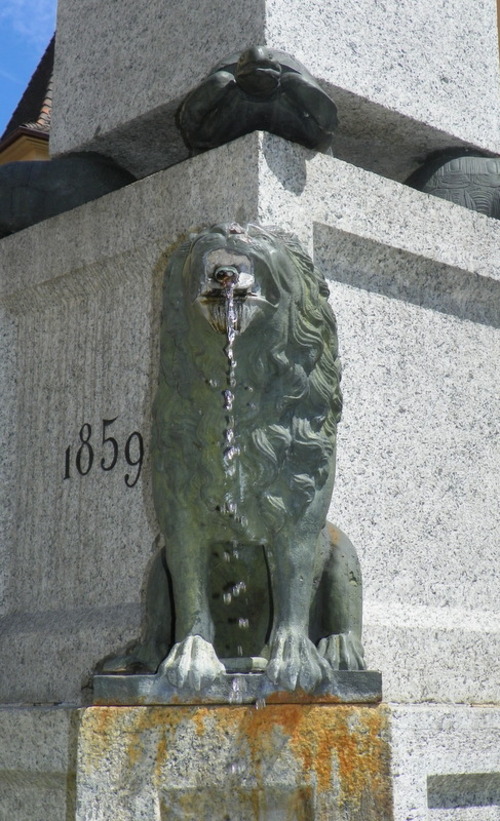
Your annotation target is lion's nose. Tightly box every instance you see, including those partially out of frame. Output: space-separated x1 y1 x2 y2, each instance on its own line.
213 266 240 286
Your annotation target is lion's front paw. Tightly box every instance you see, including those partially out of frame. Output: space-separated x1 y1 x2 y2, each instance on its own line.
317 631 366 671
158 636 225 691
266 629 331 692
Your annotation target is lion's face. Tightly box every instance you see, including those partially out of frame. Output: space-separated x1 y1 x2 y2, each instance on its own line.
183 224 282 334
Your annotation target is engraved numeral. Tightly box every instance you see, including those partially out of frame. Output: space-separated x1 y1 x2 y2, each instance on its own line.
64 417 143 487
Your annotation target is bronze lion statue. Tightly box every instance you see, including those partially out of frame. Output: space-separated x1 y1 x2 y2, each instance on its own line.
101 223 365 693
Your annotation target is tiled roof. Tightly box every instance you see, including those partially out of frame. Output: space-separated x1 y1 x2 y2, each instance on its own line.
1 35 54 141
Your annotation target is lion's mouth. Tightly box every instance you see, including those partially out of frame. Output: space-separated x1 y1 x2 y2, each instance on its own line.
196 251 271 334
198 294 263 334
197 287 267 334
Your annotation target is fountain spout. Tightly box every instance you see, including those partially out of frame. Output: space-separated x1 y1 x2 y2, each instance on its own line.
213 265 240 286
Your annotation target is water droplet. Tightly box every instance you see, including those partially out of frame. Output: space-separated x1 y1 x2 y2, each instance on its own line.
222 500 235 515
255 698 266 710
232 581 246 597
238 618 249 630
237 645 243 656
223 592 232 605
229 677 243 704
223 551 231 563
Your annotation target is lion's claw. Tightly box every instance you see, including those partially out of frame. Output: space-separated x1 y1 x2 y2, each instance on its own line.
159 635 225 691
317 631 366 671
266 629 331 692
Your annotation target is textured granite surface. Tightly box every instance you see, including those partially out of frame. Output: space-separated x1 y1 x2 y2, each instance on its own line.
51 1 500 179
2 702 498 821
389 704 500 821
76 704 393 821
0 706 77 821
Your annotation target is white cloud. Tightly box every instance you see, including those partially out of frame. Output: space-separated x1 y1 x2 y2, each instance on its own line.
0 0 57 50
0 67 25 85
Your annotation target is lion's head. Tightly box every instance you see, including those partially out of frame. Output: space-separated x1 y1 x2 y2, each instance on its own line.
153 224 342 536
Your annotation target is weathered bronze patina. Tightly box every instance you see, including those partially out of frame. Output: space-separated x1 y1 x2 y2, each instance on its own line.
406 148 500 219
177 46 338 154
98 224 370 699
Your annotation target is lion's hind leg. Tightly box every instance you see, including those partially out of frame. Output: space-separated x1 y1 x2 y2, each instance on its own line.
311 523 366 671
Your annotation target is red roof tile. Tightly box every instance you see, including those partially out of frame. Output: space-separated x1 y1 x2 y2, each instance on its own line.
2 35 54 141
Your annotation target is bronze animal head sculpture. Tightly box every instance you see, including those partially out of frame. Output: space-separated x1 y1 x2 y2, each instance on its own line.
177 46 338 155
148 224 365 694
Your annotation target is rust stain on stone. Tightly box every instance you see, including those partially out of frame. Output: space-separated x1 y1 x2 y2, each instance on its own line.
191 706 211 736
262 689 344 704
79 704 392 818
199 704 391 810
79 706 187 775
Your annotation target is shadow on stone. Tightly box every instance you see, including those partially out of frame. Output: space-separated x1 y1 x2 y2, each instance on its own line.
0 151 135 238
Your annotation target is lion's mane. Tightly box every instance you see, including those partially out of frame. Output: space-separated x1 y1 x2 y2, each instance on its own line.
152 224 342 538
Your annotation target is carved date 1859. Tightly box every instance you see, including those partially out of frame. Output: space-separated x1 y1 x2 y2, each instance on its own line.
64 417 144 487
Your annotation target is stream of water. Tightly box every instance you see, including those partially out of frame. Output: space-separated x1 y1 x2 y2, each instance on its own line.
219 275 252 674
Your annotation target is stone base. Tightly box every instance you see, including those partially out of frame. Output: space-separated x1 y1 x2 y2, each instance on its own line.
76 704 393 820
92 669 382 706
0 706 77 821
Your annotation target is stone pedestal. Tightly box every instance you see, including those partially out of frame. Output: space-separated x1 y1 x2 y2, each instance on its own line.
93 670 382 707
76 704 393 820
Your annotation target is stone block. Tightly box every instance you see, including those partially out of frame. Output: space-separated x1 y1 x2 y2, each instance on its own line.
389 704 500 821
0 137 263 705
0 706 77 821
51 1 500 178
75 704 393 820
0 135 498 708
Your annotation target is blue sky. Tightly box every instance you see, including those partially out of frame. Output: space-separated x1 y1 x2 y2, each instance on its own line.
0 0 57 136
